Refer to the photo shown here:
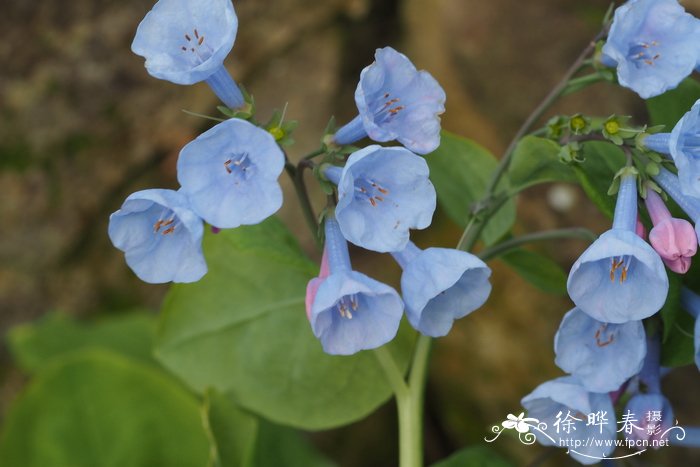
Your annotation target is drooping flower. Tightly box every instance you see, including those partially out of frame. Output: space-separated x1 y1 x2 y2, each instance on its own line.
644 100 700 198
521 376 616 465
108 189 207 283
308 216 404 355
623 394 674 447
567 173 668 323
601 0 700 99
653 167 700 243
644 188 697 273
622 332 675 448
322 145 436 253
391 241 491 337
333 47 446 154
177 118 285 229
554 307 646 392
131 0 245 109
681 287 700 371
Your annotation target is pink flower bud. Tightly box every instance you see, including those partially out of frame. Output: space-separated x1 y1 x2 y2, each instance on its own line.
645 189 697 274
649 218 697 273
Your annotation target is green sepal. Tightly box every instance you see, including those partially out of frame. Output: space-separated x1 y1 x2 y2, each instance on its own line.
559 141 584 163
569 113 592 135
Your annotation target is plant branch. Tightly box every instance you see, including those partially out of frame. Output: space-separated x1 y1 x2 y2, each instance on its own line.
285 160 321 248
478 228 597 262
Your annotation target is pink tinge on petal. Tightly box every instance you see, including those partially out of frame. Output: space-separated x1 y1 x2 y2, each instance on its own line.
211 226 221 234
635 216 647 240
662 256 692 274
319 247 330 279
305 277 324 321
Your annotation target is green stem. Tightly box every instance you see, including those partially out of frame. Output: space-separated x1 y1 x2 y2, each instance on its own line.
304 147 326 160
375 338 431 467
486 38 598 196
478 228 597 262
285 162 321 248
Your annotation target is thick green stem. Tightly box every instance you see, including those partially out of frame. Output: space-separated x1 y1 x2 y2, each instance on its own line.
375 337 431 467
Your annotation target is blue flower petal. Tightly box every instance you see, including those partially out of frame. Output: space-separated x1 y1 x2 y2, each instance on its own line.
335 145 436 253
108 189 206 283
399 248 491 337
177 118 285 228
670 99 700 199
310 270 404 355
602 0 700 99
336 47 445 154
521 376 616 465
131 0 238 85
554 308 646 392
567 229 668 323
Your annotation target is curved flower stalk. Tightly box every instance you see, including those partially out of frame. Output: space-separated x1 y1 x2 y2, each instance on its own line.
308 216 404 355
108 189 207 283
554 307 646 392
601 0 700 99
653 167 700 243
333 47 446 154
177 118 285 229
644 188 697 273
521 376 616 465
644 100 700 198
322 145 436 253
131 0 245 109
391 241 491 337
567 173 669 323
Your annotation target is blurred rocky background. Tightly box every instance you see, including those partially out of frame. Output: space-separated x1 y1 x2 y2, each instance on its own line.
3 0 700 465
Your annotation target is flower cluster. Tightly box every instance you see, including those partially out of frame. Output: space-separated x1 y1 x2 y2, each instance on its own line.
112 0 491 356
519 91 700 463
601 0 700 98
110 0 284 283
303 48 492 355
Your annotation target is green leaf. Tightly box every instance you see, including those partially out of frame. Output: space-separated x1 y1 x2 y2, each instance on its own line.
574 141 627 218
500 249 568 295
660 311 695 367
156 217 415 430
508 136 576 190
0 350 210 467
426 131 516 245
251 421 335 467
431 446 513 467
204 389 259 467
7 311 156 373
659 273 681 343
647 78 700 128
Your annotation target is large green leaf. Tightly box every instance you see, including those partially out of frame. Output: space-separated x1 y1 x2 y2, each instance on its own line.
251 421 335 467
500 249 568 295
7 311 156 373
204 389 259 467
0 350 210 467
431 446 513 467
508 136 576 191
156 217 415 430
647 78 700 128
427 131 516 245
574 141 627 218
